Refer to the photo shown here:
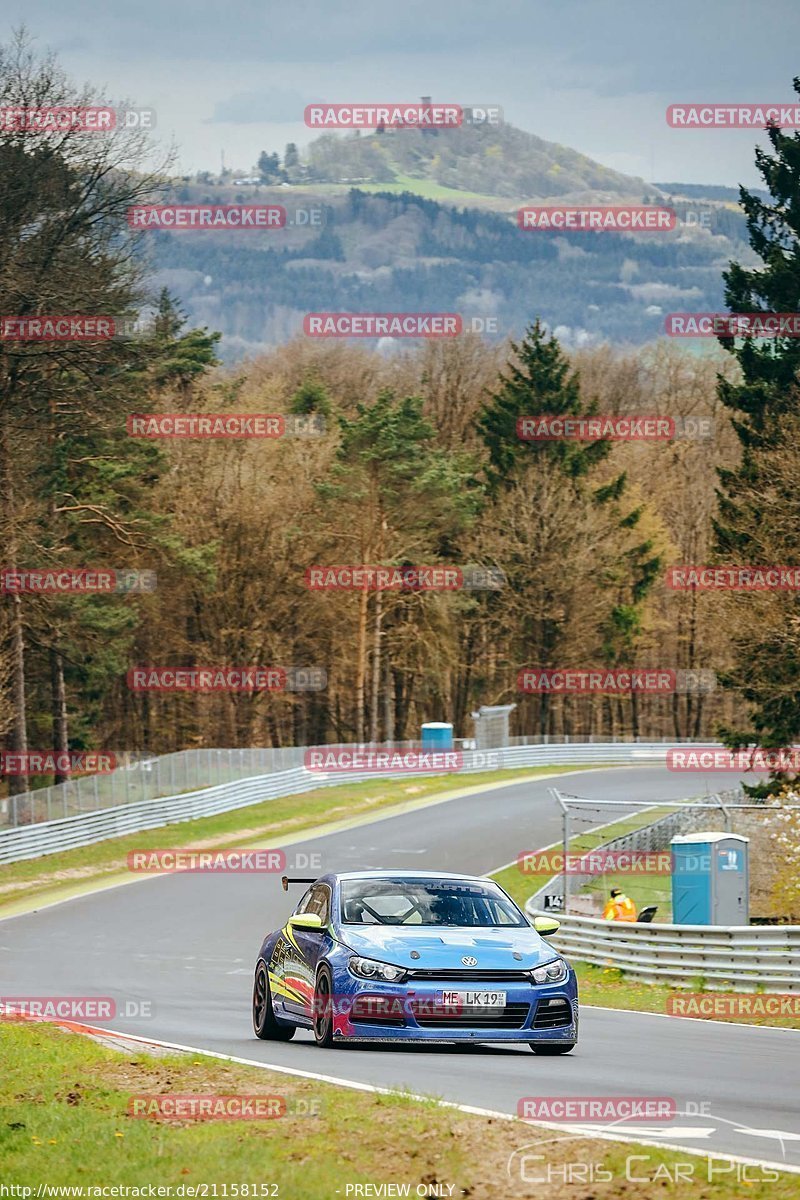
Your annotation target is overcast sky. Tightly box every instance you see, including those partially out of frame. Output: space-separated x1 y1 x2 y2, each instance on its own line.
8 0 799 185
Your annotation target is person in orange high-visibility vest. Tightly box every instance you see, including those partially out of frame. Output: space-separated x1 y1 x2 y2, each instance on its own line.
603 887 637 922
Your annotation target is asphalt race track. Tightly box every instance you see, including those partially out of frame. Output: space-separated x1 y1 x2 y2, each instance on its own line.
2 766 799 1170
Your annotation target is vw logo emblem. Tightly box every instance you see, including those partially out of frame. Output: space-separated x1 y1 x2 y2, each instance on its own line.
461 955 478 967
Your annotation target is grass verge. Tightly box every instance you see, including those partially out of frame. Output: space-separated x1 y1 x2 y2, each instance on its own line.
579 868 672 918
2 1021 794 1197
0 765 603 913
288 170 507 206
349 172 501 203
490 806 674 911
573 963 800 1029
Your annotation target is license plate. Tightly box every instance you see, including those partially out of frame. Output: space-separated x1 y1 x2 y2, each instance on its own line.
436 990 507 1007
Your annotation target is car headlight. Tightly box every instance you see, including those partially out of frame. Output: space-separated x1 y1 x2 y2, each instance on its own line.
348 956 407 983
528 958 569 984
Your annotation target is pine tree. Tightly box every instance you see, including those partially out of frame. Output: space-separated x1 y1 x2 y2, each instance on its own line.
146 290 220 394
289 377 331 417
713 80 800 785
478 322 662 736
257 151 282 183
478 319 610 493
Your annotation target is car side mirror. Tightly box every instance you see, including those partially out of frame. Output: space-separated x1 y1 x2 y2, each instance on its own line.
288 913 324 932
533 916 560 936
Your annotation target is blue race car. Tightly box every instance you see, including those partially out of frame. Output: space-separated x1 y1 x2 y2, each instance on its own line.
252 870 578 1053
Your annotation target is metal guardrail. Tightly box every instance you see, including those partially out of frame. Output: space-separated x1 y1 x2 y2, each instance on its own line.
0 767 317 865
0 735 705 829
0 746 311 828
525 903 800 993
0 740 708 865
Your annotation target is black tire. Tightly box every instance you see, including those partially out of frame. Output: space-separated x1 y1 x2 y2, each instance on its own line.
313 965 335 1048
253 961 295 1041
529 1041 576 1055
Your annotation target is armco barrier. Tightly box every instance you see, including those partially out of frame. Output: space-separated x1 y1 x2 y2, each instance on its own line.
0 768 314 865
525 904 800 993
0 740 702 865
0 746 310 828
1 736 702 828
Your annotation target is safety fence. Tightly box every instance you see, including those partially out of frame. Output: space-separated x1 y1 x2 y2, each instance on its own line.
0 747 310 829
530 793 745 911
0 739 711 864
0 735 702 829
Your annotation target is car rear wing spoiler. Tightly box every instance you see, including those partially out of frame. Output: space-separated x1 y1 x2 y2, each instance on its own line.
281 876 318 892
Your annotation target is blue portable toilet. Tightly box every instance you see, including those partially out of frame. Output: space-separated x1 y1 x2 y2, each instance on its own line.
421 722 453 751
670 832 749 926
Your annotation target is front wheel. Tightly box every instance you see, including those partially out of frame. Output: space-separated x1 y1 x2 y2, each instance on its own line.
529 1041 576 1055
313 966 335 1048
253 962 295 1040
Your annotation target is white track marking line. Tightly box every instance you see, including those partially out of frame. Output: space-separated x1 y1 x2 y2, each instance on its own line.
581 1002 800 1033
37 1020 800 1176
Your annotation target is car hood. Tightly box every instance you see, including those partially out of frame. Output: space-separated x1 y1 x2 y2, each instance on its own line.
337 924 556 970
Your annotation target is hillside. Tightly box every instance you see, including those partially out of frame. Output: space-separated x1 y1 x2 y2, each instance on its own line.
145 186 752 362
301 120 651 203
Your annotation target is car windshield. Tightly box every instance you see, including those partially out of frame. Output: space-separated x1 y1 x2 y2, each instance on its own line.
339 878 527 927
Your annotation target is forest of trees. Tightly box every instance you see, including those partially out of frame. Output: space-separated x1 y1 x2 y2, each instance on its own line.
1 37 799 797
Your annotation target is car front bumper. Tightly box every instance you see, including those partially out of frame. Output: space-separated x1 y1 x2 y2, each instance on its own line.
330 975 579 1043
